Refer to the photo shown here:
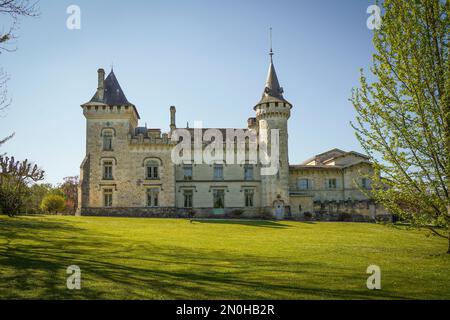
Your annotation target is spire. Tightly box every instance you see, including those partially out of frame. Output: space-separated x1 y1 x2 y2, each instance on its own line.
261 28 285 101
269 27 274 62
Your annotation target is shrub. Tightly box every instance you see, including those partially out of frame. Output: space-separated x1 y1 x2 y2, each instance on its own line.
260 208 274 220
303 212 313 220
338 212 353 222
231 209 244 218
40 194 66 214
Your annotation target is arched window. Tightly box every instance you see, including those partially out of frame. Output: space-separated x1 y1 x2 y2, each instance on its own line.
145 160 159 180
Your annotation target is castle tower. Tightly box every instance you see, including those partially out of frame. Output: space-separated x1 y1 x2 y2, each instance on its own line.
77 68 140 213
254 43 292 218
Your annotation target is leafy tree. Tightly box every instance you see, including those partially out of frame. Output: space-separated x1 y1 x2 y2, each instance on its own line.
40 194 66 214
24 183 53 214
59 176 79 214
351 0 450 252
0 155 44 216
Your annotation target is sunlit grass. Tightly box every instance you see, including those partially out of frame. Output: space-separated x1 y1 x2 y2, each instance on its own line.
0 215 449 299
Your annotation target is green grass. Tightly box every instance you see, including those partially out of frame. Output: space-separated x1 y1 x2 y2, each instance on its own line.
0 215 449 299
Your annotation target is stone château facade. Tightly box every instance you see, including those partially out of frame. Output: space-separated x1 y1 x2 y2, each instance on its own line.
77 51 388 221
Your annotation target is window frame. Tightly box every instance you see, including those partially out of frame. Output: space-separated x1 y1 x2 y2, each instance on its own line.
102 132 113 151
298 178 310 190
361 178 369 189
244 189 254 207
145 160 160 180
244 165 254 181
183 190 193 208
213 189 225 208
103 188 113 207
183 165 193 181
103 161 114 180
328 178 337 189
213 164 224 180
146 188 160 207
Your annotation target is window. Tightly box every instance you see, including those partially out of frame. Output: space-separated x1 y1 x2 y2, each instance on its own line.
103 189 113 207
244 165 254 181
145 160 159 180
146 188 159 207
244 189 254 207
213 189 225 208
183 165 193 180
103 161 113 180
103 132 113 151
298 178 310 190
183 190 193 208
361 178 369 189
213 165 223 180
328 178 337 189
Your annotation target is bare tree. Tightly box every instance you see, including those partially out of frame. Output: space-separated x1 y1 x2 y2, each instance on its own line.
0 0 39 52
0 0 39 146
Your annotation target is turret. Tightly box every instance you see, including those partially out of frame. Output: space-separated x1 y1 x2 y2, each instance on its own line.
81 68 140 154
254 42 292 219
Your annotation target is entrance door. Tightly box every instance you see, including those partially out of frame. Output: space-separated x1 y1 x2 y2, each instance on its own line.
274 200 285 220
213 189 225 215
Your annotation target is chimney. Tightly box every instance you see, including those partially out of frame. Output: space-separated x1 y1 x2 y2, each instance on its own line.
170 106 176 131
247 117 257 128
97 68 105 101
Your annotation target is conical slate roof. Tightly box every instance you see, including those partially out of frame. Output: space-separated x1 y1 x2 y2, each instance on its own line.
264 57 284 99
90 70 131 105
256 52 290 106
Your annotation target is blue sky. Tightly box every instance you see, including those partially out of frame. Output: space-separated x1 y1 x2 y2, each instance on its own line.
0 0 377 185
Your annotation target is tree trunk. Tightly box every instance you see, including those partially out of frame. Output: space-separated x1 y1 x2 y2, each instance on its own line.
448 206 450 254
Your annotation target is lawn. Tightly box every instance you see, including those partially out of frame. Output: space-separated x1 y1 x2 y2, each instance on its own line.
0 215 449 300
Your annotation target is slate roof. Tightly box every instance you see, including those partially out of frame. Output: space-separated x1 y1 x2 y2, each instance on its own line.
90 70 131 105
256 53 291 106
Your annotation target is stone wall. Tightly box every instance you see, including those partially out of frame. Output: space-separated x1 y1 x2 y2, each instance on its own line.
289 162 374 202
80 206 264 219
307 200 391 222
80 207 183 218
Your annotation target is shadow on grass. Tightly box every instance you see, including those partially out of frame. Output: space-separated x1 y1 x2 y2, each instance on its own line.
0 216 417 300
190 219 291 229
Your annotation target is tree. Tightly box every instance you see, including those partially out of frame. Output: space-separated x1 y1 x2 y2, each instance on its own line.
24 183 52 214
59 176 79 214
0 155 44 216
40 194 66 214
0 0 39 145
351 0 450 252
0 0 39 54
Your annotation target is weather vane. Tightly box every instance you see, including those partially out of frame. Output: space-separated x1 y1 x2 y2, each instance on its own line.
269 27 273 58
